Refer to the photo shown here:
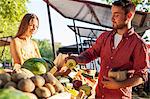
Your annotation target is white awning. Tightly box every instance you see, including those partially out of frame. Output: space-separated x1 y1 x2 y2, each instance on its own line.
44 0 150 31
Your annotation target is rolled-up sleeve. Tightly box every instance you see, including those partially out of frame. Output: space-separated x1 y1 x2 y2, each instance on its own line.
133 41 150 81
77 32 110 64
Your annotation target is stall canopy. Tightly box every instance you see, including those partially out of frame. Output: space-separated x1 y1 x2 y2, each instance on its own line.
57 43 90 54
44 0 150 55
44 0 112 28
44 0 150 33
44 0 149 69
68 25 109 39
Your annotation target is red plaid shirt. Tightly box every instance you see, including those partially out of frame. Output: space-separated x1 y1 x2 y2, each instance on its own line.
77 28 149 99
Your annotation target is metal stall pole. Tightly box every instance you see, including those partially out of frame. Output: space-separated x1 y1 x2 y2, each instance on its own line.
77 28 84 52
90 30 98 71
73 20 82 69
47 4 56 60
77 27 86 69
77 28 86 69
73 20 80 54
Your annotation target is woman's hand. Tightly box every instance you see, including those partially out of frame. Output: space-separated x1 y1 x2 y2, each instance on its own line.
53 53 68 70
13 64 21 72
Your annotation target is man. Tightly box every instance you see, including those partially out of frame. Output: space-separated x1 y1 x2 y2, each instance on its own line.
65 0 149 99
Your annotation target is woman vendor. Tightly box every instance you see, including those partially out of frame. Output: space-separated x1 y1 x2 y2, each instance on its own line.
10 13 41 70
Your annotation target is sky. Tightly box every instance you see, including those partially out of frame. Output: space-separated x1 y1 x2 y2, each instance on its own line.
27 0 76 46
26 0 105 46
27 0 150 46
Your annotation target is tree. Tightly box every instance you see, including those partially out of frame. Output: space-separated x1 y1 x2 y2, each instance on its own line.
105 0 150 12
0 0 29 63
0 0 29 37
35 39 61 61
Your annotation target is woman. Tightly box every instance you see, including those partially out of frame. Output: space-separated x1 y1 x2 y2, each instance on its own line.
10 13 41 70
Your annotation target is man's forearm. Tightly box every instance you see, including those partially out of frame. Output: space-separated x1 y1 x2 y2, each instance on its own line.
119 75 144 88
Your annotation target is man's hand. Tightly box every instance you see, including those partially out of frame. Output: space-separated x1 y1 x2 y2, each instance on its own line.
108 69 128 81
54 53 77 76
65 55 78 63
101 76 121 89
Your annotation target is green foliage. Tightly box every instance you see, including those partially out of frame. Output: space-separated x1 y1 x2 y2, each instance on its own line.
106 0 112 4
136 0 150 12
132 0 142 5
0 0 29 63
35 39 62 61
0 0 29 37
0 46 11 62
105 0 150 12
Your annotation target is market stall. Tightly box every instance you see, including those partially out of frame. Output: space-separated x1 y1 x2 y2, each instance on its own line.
0 0 149 99
0 53 98 99
0 36 12 65
42 0 149 56
43 0 150 98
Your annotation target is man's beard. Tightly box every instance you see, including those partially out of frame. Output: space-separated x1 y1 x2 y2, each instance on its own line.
113 22 126 29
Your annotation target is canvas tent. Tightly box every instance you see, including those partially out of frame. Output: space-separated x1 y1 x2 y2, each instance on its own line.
44 0 150 54
64 25 108 53
44 0 150 32
68 25 109 39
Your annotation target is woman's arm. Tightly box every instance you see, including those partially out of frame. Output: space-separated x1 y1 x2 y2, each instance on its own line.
10 38 24 66
33 40 41 58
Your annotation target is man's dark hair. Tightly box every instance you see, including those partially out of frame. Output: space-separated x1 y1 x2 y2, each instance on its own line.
112 0 135 14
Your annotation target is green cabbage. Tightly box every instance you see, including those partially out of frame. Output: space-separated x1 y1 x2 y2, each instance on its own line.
23 58 48 75
42 57 54 70
0 88 29 99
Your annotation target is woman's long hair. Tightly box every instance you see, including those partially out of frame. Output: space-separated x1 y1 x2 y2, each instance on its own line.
15 13 39 38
